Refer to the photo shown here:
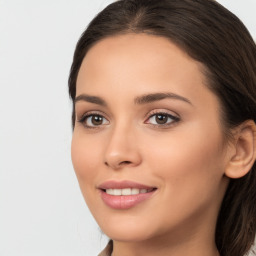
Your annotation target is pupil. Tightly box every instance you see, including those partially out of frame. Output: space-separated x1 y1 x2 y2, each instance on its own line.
92 115 103 125
156 114 167 124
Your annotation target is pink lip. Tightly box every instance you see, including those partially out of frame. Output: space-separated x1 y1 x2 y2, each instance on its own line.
98 180 157 210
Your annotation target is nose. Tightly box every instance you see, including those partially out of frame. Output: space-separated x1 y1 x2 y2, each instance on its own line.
104 124 142 170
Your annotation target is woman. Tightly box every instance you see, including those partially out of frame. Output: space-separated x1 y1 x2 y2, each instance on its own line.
68 0 256 255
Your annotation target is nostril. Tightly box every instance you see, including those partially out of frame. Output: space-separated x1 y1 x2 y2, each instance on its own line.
104 160 132 169
120 161 132 165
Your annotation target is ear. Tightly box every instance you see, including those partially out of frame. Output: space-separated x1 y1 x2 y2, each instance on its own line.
225 120 256 179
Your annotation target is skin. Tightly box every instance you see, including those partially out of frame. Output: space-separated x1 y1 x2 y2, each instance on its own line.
71 33 234 256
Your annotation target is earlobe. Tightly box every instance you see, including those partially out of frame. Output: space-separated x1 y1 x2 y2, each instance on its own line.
225 120 256 179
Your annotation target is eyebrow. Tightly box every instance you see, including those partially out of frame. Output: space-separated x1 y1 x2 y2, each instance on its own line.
75 94 107 106
74 92 192 106
134 92 192 105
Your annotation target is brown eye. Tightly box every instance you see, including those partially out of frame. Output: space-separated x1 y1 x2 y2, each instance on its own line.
91 115 104 125
147 112 180 126
155 114 168 124
80 114 109 127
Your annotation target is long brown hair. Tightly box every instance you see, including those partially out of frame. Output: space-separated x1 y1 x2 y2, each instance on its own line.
68 1 256 255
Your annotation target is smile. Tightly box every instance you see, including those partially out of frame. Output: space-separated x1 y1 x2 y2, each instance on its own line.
98 180 157 209
105 188 155 196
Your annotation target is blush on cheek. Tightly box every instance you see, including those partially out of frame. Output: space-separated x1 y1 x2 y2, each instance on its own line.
71 135 103 185
71 139 87 178
148 126 224 191
71 142 97 208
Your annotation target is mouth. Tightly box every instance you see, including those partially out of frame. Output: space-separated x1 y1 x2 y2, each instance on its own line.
98 180 157 209
102 187 156 196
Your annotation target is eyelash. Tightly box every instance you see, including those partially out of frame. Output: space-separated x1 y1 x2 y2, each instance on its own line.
77 110 180 129
145 111 180 128
77 111 109 129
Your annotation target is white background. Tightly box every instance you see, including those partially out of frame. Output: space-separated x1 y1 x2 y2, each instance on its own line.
0 1 255 255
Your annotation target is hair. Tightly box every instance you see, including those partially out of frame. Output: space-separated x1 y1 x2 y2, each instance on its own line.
68 0 256 255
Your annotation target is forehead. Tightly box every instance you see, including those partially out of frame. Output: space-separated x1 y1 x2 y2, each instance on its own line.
77 33 206 95
76 33 218 110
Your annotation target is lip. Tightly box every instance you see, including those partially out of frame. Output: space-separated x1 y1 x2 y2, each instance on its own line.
98 180 157 210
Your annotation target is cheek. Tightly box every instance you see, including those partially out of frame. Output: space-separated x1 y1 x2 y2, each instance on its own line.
71 132 106 214
144 122 225 196
71 133 101 186
138 125 227 232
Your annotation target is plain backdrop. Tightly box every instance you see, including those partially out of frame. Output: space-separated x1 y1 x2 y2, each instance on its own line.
0 0 255 255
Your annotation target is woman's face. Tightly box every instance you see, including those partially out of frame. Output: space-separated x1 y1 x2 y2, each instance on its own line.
71 34 230 242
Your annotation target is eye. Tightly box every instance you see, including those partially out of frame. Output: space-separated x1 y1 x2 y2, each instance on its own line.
146 112 180 126
78 113 109 128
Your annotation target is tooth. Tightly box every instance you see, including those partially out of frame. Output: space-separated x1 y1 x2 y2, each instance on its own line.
113 189 122 196
106 188 152 195
131 188 140 195
106 189 114 195
122 188 131 195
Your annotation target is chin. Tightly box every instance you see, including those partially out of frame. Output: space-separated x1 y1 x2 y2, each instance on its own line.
99 217 157 242
105 229 154 242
